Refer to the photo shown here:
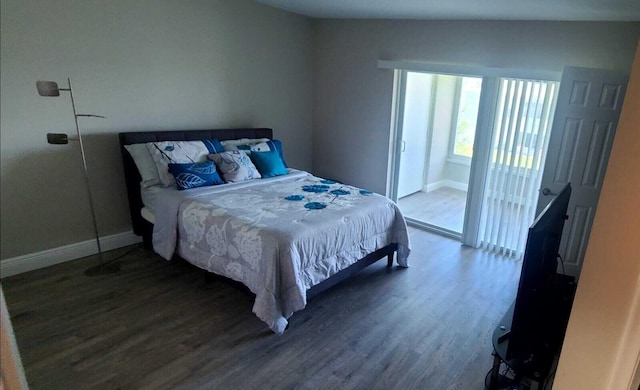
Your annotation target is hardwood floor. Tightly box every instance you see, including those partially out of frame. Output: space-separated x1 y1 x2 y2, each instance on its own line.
398 188 467 233
2 228 522 389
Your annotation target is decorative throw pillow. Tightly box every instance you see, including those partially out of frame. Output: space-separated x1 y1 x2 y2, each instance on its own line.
268 139 287 167
236 139 287 167
168 161 224 190
209 151 261 182
250 150 287 178
146 139 224 187
220 138 270 151
124 144 162 188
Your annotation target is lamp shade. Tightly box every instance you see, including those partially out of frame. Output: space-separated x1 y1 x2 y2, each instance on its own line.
36 81 60 97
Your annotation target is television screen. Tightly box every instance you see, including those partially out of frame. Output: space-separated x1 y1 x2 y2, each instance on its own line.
506 183 571 364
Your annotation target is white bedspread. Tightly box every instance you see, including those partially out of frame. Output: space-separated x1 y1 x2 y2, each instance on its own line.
152 170 410 333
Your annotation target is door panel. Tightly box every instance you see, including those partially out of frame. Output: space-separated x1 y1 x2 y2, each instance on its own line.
537 66 628 277
397 72 432 198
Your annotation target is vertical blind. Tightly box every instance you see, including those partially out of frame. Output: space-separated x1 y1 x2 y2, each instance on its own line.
479 78 559 258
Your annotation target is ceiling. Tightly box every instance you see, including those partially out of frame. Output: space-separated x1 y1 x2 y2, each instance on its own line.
255 0 640 21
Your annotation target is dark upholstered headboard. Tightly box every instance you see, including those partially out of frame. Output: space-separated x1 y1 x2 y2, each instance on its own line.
119 128 273 244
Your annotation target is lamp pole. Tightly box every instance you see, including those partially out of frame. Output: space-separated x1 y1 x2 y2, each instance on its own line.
37 78 119 275
66 78 104 259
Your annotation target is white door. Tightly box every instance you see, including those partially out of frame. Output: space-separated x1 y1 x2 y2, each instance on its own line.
397 72 433 198
536 66 628 277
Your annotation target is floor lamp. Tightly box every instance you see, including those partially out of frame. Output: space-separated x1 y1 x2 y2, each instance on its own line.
36 78 120 276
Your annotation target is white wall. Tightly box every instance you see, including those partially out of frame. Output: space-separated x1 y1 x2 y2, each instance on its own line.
312 20 640 194
0 0 313 260
426 75 455 187
553 41 640 390
425 75 471 191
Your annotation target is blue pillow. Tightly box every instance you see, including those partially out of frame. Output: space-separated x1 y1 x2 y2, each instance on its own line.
250 150 287 178
268 140 287 168
202 139 224 154
168 161 224 190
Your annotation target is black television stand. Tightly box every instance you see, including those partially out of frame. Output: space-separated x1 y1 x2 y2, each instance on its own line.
487 274 576 390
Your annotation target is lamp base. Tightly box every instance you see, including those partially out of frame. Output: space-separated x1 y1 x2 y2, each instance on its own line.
84 261 121 277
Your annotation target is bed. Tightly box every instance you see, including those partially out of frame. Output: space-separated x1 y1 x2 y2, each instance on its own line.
119 128 410 333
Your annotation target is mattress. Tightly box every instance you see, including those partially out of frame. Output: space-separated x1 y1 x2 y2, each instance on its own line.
140 185 164 213
141 207 155 224
150 170 411 333
138 169 303 223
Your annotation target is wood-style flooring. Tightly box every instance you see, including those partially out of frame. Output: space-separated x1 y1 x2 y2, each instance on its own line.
2 228 522 389
398 188 467 233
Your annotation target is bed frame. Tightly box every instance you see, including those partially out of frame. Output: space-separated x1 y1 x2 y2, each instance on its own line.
118 128 397 300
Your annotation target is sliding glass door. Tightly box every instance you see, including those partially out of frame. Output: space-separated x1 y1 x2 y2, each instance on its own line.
395 72 482 236
389 67 559 257
477 78 559 257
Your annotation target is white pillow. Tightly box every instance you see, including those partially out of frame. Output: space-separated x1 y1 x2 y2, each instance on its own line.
220 138 270 151
124 144 162 188
147 141 213 187
209 151 261 182
236 141 272 154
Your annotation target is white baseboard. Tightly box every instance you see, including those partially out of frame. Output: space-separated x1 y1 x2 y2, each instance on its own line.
424 180 469 193
0 231 142 278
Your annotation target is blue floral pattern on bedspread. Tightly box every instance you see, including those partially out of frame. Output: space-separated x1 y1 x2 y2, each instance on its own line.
301 184 330 193
304 202 327 210
330 189 350 196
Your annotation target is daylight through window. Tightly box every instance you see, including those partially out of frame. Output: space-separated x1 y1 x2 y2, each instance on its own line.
451 77 482 159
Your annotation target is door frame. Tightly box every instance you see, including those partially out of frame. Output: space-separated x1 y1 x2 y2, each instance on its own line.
382 60 561 241
385 69 406 203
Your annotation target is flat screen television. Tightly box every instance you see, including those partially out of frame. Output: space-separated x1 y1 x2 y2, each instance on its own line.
506 183 572 364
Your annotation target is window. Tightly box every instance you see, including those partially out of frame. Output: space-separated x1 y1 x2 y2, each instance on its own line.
449 77 482 161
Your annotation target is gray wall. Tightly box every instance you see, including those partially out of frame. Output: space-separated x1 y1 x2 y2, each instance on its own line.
312 20 640 194
2 6 639 262
0 0 313 259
